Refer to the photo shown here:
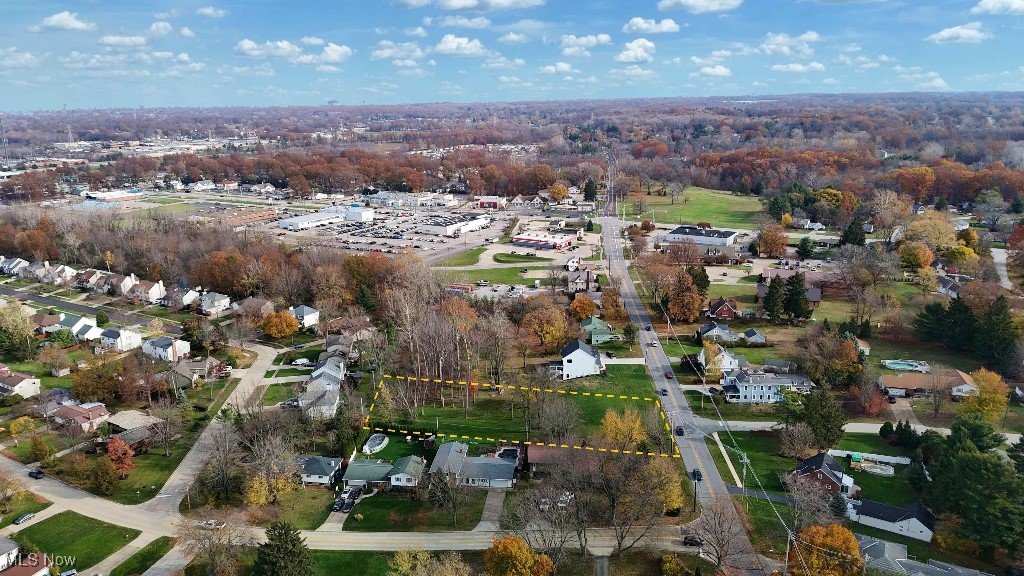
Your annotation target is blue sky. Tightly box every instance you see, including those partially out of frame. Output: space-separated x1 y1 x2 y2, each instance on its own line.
2 0 1024 111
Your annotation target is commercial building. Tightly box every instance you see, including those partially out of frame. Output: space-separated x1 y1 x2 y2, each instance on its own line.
511 231 573 250
278 206 375 231
476 195 507 210
664 225 738 246
82 189 144 202
419 214 491 236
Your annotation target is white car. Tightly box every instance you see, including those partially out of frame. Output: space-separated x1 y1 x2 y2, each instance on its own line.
476 280 490 286
650 341 659 347
291 358 311 366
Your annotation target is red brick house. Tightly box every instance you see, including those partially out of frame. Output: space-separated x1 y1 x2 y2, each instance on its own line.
791 452 853 496
706 296 740 320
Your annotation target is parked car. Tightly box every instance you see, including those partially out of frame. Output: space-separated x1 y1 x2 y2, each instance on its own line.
606 351 616 359
692 469 703 481
291 358 311 366
476 280 490 286
28 469 44 479
682 535 704 547
339 487 353 500
888 396 897 404
331 500 345 512
351 487 363 499
13 513 35 525
197 520 226 530
645 325 652 331
341 499 355 513
539 497 551 512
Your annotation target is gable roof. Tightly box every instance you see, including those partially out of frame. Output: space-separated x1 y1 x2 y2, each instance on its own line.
342 459 394 482
292 304 318 317
856 500 935 531
560 339 599 361
879 369 973 391
461 457 516 481
429 441 469 475
696 321 733 337
794 452 846 485
580 316 610 331
107 410 164 431
743 328 764 339
301 455 340 477
708 296 739 314
390 455 426 478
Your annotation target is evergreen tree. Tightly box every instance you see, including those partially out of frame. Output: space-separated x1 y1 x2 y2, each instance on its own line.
914 301 948 343
763 276 786 323
357 285 377 313
583 179 598 202
752 181 767 196
934 196 948 212
796 236 815 259
253 522 313 576
974 295 1018 373
783 272 812 320
943 297 976 352
821 318 833 333
858 320 871 339
688 266 710 298
1006 438 1024 475
585 220 594 232
767 196 792 220
829 492 848 519
839 216 866 246
803 387 846 449
879 421 894 439
1012 194 1024 214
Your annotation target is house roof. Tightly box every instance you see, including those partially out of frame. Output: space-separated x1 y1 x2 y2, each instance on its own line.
794 452 846 486
429 441 469 475
342 459 394 482
29 313 61 327
301 455 340 477
560 339 599 361
743 328 763 339
54 403 109 424
390 455 426 479
580 316 610 331
708 296 739 314
856 534 908 575
856 500 935 531
461 457 515 481
107 410 164 431
113 426 151 446
879 369 973 391
2 553 51 576
101 328 122 339
0 536 19 556
696 321 733 337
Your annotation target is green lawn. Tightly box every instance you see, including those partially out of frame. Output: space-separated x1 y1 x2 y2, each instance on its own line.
359 435 437 463
0 493 52 529
867 339 979 375
683 391 784 423
835 433 910 457
623 187 765 230
262 384 296 406
435 247 486 267
110 537 176 576
257 489 333 530
5 433 77 464
492 253 552 264
734 495 790 560
11 511 140 571
276 345 325 365
310 551 394 576
145 198 185 205
264 367 312 378
848 464 916 506
344 490 487 532
447 267 548 287
705 434 739 486
579 364 658 397
717 431 792 494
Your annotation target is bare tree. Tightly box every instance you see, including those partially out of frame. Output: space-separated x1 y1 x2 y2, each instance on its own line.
0 468 25 514
427 472 471 528
535 394 582 444
781 474 834 530
475 312 514 387
779 422 816 459
695 495 748 570
592 452 663 553
929 364 953 418
500 484 576 565
176 508 253 576
151 396 187 457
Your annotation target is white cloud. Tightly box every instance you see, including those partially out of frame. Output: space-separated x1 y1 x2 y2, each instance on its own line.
175 53 192 62
560 34 612 57
196 6 229 18
149 22 173 36
971 0 1024 14
760 31 820 57
392 59 419 67
28 11 97 32
611 65 655 78
0 48 44 68
397 0 544 9
499 32 529 43
771 61 825 72
896 67 948 89
180 27 196 38
822 77 840 85
151 52 174 59
484 55 525 68
316 65 342 73
918 77 949 89
371 41 427 60
692 64 731 77
235 39 352 64
405 26 428 37
622 17 680 34
434 34 490 56
99 35 148 47
319 43 353 63
614 38 656 63
302 36 325 46
925 22 991 44
657 0 742 13
540 61 577 74
436 15 492 28
223 63 275 77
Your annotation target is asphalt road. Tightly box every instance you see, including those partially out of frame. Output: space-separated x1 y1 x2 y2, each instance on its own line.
600 216 771 575
0 284 183 335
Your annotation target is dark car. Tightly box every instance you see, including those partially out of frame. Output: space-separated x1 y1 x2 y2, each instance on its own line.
888 396 897 404
28 469 44 480
645 325 652 331
606 351 616 359
351 487 363 499
683 535 704 547
674 426 685 436
331 500 345 512
664 371 674 379
660 388 669 396
341 499 355 513
692 468 703 481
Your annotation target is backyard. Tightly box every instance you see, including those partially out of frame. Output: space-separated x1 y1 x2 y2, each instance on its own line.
11 511 141 571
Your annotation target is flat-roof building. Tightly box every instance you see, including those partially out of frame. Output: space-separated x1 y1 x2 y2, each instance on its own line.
512 232 574 250
665 225 738 246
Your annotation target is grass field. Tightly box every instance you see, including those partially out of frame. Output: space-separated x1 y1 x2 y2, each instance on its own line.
6 432 78 464
12 511 140 571
344 490 487 532
446 266 548 286
436 247 486 267
734 495 790 560
835 432 910 457
262 384 296 406
0 493 52 529
623 187 764 230
492 253 552 264
683 391 784 422
256 489 334 530
264 367 312 378
110 537 176 576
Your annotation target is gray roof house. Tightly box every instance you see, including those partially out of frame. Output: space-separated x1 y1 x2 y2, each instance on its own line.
288 305 320 328
342 459 395 488
695 322 739 344
853 500 935 542
389 455 426 488
298 455 342 486
856 533 992 575
428 441 516 488
298 381 340 420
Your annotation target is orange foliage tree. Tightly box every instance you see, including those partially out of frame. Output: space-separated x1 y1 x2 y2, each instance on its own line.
263 310 300 339
789 524 863 576
106 436 136 480
483 536 555 576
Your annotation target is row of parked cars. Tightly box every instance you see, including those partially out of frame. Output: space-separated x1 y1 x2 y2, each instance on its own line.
332 486 363 513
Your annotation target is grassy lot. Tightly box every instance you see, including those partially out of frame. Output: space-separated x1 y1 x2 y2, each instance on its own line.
847 464 915 506
0 493 52 529
592 339 645 358
705 434 738 485
264 367 312 378
717 431 791 494
683 391 784 422
110 536 176 576
344 490 487 532
867 339 979 375
492 253 552 264
139 305 195 324
187 551 486 576
276 345 325 365
448 266 548 286
734 495 790 560
5 432 78 464
435 247 486 267
253 488 334 530
359 435 437 463
622 187 764 230
835 432 910 457
579 364 659 397
606 549 716 576
145 198 185 206
912 394 1024 433
11 511 140 571
262 384 296 406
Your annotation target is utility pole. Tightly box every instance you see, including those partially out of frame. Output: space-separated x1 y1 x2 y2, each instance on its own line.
0 114 11 170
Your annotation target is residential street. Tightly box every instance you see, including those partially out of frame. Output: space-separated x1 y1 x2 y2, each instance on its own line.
0 284 183 335
992 247 1013 290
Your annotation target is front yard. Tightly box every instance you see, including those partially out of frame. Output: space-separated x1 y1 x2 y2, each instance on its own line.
11 510 141 571
110 536 176 576
0 492 52 529
261 384 295 406
249 488 334 530
343 489 487 532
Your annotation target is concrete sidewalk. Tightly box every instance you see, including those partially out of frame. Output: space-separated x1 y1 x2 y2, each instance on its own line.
87 532 161 574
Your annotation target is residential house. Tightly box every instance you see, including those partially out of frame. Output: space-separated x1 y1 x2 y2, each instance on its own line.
951 382 979 400
721 369 814 403
288 305 320 328
342 459 395 488
28 313 61 333
142 336 191 362
232 296 275 320
795 218 825 231
856 338 871 356
56 313 103 341
0 537 21 571
112 426 152 452
102 273 139 296
878 369 974 398
389 455 426 488
698 344 747 373
100 327 143 352
0 544 50 576
0 367 41 399
220 180 239 191
200 292 232 316
756 281 822 308
428 441 517 488
72 269 106 291
0 257 29 276
53 402 110 433
706 296 740 320
742 328 767 345
762 359 795 374
129 280 167 304
1015 384 1023 401
298 380 340 420
310 356 346 387
856 534 993 576
549 339 605 381
937 275 962 298
580 316 613 345
19 261 51 282
43 264 77 286
187 180 216 192
851 501 935 542
106 409 164 434
567 269 598 293
35 388 74 418
791 452 854 496
298 455 342 486
695 322 740 344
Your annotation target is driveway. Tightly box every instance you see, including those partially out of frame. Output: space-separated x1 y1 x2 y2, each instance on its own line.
992 247 1013 290
889 397 922 428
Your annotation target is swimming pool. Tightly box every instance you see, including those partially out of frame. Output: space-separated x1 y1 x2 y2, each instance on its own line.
881 360 931 373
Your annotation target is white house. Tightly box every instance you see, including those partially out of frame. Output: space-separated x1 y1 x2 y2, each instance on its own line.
695 322 740 344
851 500 935 542
698 344 747 372
56 313 97 339
298 455 341 486
19 261 50 282
721 369 814 403
389 455 426 488
0 538 20 572
200 292 231 316
142 336 191 362
100 328 144 352
550 339 605 381
44 264 77 286
951 382 979 400
298 380 340 420
130 280 166 304
187 180 216 192
103 273 139 296
0 369 41 399
1 257 29 276
288 305 320 329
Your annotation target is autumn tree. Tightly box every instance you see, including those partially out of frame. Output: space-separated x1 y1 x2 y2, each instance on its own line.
262 311 300 339
789 523 863 576
600 407 648 451
905 210 957 251
547 183 569 202
779 422 816 459
702 341 723 381
37 345 71 375
568 293 597 320
8 416 35 444
483 536 555 576
0 469 24 514
758 224 788 258
178 509 252 576
667 270 702 323
645 458 684 513
106 436 136 479
521 305 570 355
91 456 118 496
960 368 1009 424
388 550 474 576
898 241 934 269
0 300 36 360
28 434 54 463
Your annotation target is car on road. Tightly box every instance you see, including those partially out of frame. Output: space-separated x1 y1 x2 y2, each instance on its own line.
645 325 652 331
664 371 674 378
660 388 669 396
692 469 703 481
331 500 345 512
674 426 686 436
341 499 355 513
682 535 704 547
649 341 659 347
13 513 34 525
28 469 44 479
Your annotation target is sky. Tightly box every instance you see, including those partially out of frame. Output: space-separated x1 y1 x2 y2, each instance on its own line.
2 0 1024 111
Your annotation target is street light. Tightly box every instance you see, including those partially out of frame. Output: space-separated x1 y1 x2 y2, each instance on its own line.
692 475 701 512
